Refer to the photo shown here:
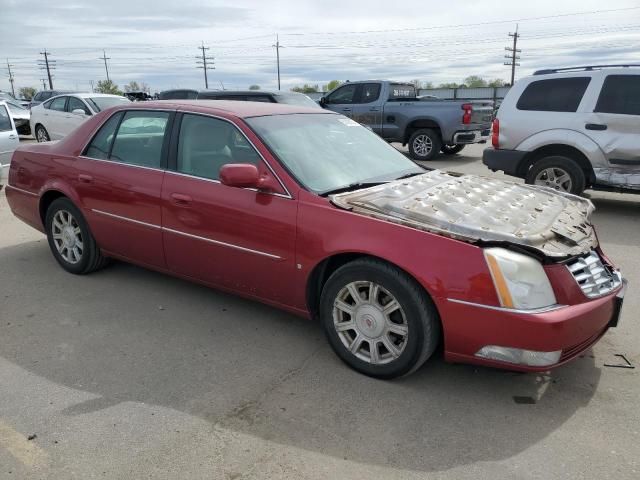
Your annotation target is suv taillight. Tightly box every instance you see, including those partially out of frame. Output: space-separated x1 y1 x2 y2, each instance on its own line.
491 118 500 148
461 103 472 124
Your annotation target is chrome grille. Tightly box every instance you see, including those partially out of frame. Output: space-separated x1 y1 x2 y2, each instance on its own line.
567 251 621 298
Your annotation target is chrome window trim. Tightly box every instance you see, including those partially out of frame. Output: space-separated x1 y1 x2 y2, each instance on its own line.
5 185 39 197
90 208 282 260
91 209 161 229
447 298 566 314
175 110 293 199
78 155 165 173
162 226 282 260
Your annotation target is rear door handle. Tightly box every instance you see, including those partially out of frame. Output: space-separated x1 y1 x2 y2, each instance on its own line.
170 193 192 206
341 108 352 112
369 107 380 112
8 134 17 139
585 123 607 131
78 174 93 183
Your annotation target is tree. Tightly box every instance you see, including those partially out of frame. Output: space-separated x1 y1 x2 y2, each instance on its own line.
291 84 319 94
124 81 140 93
438 82 460 89
422 81 434 89
95 80 122 95
462 76 488 88
19 87 37 100
488 78 508 87
323 80 341 92
410 79 423 89
249 84 261 90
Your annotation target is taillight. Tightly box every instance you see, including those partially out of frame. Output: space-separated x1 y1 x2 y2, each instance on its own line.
461 103 472 124
491 118 500 149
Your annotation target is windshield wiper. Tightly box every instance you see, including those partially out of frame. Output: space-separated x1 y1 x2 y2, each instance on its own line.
320 181 388 197
394 171 424 181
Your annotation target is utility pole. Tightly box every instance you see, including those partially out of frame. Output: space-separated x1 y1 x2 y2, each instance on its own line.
504 24 521 86
6 59 15 97
196 41 215 89
100 50 111 82
272 34 283 90
40 78 47 90
90 80 95 93
39 50 54 89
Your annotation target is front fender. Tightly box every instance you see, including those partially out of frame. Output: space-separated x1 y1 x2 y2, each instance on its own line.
516 129 606 168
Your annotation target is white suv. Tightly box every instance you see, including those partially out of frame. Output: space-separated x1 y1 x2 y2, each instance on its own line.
483 65 640 195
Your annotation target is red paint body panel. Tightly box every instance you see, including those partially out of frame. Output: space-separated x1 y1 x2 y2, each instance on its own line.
5 100 624 373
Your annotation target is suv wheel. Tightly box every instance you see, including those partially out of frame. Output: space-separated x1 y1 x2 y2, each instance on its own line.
525 155 586 195
319 258 440 379
408 129 442 161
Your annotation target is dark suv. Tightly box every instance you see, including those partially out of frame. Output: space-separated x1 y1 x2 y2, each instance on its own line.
30 90 77 108
159 89 319 108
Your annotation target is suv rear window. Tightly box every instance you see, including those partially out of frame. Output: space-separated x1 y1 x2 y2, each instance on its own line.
595 75 640 116
516 77 591 112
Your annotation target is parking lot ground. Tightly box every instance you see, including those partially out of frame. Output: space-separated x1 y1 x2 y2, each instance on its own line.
0 143 638 479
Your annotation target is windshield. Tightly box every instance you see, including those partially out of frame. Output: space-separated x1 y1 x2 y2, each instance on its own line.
276 94 320 109
86 96 131 112
247 113 422 194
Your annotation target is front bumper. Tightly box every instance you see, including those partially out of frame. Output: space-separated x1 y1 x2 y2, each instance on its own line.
452 129 491 144
437 284 625 372
482 147 527 177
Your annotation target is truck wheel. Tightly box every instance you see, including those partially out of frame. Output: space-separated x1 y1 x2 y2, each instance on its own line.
441 144 465 155
525 156 586 195
408 129 442 161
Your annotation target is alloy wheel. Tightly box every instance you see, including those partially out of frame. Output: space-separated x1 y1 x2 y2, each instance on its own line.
333 281 409 365
36 126 49 142
534 167 573 192
51 210 84 264
412 135 433 157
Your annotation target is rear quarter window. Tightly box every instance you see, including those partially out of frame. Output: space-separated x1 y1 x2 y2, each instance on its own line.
595 75 640 116
516 77 591 112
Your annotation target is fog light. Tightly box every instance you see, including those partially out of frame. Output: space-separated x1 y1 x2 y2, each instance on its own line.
475 346 562 367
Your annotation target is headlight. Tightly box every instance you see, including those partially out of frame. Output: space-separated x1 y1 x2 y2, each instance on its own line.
484 247 556 310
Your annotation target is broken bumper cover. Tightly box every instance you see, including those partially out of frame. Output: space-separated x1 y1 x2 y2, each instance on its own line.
438 284 625 371
482 148 527 176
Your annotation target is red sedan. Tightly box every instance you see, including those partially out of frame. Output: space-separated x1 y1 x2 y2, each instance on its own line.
5 101 626 378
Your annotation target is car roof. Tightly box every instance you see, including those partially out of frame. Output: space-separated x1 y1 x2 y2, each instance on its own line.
117 99 334 118
198 89 311 97
74 93 127 99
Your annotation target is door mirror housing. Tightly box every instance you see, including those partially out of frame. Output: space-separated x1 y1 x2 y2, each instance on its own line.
72 109 87 115
220 163 279 192
319 96 327 107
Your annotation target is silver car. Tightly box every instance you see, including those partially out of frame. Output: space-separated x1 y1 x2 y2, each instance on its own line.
483 65 640 195
0 101 20 188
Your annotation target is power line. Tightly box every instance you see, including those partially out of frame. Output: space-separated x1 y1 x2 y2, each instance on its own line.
6 59 15 97
504 24 521 86
272 34 283 90
196 41 215 89
100 50 111 82
38 50 54 89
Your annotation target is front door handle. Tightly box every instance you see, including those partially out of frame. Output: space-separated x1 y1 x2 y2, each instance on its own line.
585 123 607 131
78 174 93 183
341 108 352 112
8 134 17 139
369 107 380 112
170 193 192 206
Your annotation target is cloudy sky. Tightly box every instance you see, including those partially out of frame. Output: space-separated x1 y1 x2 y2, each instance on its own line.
1 0 639 94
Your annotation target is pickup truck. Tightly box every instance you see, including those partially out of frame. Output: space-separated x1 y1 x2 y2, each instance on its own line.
320 80 493 160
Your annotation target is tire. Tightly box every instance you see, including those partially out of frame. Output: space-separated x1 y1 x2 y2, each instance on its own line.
35 124 50 143
319 258 440 379
525 155 586 195
441 144 465 155
408 129 442 161
45 197 109 275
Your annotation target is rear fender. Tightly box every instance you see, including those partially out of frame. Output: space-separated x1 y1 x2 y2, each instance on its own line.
516 129 606 168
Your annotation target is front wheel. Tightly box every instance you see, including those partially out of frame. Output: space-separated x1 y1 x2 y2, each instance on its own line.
320 259 440 379
441 144 465 155
35 125 50 143
45 197 109 274
525 155 586 195
408 129 442 161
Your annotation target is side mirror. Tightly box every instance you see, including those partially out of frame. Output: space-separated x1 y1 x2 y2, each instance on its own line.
319 97 327 107
220 163 279 192
72 109 87 115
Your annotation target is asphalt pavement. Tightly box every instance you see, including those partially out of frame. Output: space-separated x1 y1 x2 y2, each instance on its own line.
0 143 638 479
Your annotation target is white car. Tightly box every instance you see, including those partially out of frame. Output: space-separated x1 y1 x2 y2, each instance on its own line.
31 93 130 142
0 100 20 188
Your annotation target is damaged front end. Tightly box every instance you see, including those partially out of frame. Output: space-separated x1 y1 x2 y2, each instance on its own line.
330 170 598 259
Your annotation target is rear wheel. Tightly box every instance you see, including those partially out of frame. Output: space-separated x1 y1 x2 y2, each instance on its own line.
525 155 586 195
320 258 440 379
408 129 442 161
45 198 109 274
441 144 465 155
35 124 50 143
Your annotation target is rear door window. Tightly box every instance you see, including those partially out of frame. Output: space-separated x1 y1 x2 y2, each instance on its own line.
109 111 170 168
516 77 591 112
595 75 640 116
49 96 67 112
361 83 381 103
0 105 12 131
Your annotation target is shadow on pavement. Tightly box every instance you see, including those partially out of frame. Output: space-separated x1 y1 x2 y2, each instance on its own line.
0 240 601 473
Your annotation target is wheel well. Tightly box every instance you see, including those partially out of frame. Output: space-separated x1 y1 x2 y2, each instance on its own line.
39 190 67 226
520 144 595 185
404 120 442 145
305 253 436 321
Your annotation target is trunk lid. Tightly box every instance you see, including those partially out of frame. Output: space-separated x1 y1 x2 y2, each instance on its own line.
330 171 597 258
